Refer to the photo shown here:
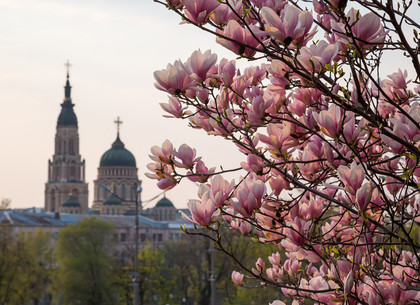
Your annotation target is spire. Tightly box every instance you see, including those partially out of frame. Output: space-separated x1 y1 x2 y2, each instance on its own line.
64 60 72 99
57 60 78 127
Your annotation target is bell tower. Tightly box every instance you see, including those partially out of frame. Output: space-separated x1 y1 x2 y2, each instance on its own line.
44 61 89 213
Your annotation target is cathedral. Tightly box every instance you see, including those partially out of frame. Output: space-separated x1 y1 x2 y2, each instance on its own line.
44 63 177 220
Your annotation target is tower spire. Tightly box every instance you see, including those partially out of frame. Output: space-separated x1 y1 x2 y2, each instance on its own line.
64 60 72 98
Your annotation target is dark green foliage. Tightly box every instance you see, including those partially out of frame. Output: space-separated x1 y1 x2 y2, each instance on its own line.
53 217 120 305
0 225 54 305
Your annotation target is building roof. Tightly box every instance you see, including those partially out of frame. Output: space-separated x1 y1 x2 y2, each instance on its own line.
155 197 175 208
0 211 195 229
103 193 122 206
57 76 78 127
62 195 81 207
99 136 136 167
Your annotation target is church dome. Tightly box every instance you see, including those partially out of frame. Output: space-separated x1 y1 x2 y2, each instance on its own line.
100 136 136 167
62 195 81 207
103 193 122 206
57 100 78 127
155 196 175 208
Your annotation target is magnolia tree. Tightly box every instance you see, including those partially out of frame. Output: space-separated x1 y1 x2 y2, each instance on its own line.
148 0 420 304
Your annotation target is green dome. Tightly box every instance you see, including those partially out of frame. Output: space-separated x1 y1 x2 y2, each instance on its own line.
62 195 80 207
100 136 136 167
103 194 122 206
155 197 174 208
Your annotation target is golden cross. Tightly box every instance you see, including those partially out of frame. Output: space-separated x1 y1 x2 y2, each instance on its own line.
64 60 71 77
114 116 123 136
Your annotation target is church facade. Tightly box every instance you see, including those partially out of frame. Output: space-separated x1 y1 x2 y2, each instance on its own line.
91 117 142 215
44 66 89 213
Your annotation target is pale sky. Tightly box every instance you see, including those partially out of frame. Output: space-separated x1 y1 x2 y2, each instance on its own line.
0 1 417 210
0 0 241 209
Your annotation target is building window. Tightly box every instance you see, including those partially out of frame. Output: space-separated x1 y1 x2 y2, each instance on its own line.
140 233 146 242
158 234 163 242
120 233 126 242
121 183 126 200
97 185 101 200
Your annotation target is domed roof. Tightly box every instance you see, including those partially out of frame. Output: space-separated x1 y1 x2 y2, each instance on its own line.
57 100 78 127
103 193 122 206
155 196 175 208
62 195 80 207
100 136 136 167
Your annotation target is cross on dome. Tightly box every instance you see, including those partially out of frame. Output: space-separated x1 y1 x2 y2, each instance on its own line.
114 116 123 137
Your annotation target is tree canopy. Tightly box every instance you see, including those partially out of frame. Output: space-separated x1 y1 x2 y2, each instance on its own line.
149 0 420 304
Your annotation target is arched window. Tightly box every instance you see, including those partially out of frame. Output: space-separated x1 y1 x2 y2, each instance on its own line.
97 185 101 200
121 183 126 200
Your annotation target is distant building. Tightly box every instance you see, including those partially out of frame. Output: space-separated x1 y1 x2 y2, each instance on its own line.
152 195 177 221
43 63 181 220
91 118 141 215
0 210 193 263
44 65 89 213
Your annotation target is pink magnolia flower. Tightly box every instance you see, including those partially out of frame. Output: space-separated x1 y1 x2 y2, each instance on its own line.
251 0 287 11
252 257 265 275
231 271 244 285
331 9 386 50
337 161 365 195
208 175 235 208
313 104 343 138
349 9 386 48
157 177 177 190
258 122 298 156
187 160 216 183
184 49 217 83
261 5 316 47
216 20 261 58
380 133 405 154
149 139 174 163
245 94 267 125
343 271 354 299
355 181 373 211
240 154 265 174
173 143 200 169
210 0 242 26
297 40 339 72
268 252 281 266
239 220 253 234
218 58 237 86
154 60 194 95
269 170 290 196
343 112 366 144
167 0 183 9
183 0 220 24
232 177 266 217
182 192 216 226
160 96 184 118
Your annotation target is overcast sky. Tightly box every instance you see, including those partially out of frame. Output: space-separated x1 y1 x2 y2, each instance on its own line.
0 0 243 209
0 0 418 210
